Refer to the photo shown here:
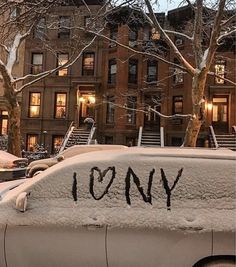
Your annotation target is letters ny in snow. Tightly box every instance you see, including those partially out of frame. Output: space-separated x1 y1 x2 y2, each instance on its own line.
72 166 183 210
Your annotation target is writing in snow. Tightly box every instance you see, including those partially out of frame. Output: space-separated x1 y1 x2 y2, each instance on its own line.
72 166 184 210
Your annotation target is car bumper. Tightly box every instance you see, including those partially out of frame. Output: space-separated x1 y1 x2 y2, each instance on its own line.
0 167 27 182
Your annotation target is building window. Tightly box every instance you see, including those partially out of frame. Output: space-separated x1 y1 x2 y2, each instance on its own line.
82 52 95 76
27 134 38 152
34 18 46 39
128 59 138 84
109 25 118 47
106 96 115 123
147 60 157 82
126 96 137 124
108 59 117 84
173 58 183 84
143 26 151 41
129 28 138 47
29 92 41 118
31 53 43 74
105 136 113 144
52 135 64 154
57 53 68 76
0 111 8 135
55 93 66 119
215 61 225 84
173 96 183 114
58 16 70 38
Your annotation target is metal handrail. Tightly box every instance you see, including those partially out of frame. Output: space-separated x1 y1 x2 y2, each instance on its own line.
137 126 143 147
87 126 96 145
160 127 164 147
58 121 74 153
209 126 219 149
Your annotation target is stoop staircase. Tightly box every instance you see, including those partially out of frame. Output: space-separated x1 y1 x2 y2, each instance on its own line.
138 127 164 147
59 122 96 153
209 126 236 151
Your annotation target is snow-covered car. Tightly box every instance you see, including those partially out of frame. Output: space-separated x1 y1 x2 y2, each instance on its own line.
0 148 235 267
25 144 127 177
0 151 28 181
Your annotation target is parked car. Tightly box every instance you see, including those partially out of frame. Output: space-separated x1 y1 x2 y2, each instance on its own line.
0 151 28 181
25 144 127 178
0 147 235 267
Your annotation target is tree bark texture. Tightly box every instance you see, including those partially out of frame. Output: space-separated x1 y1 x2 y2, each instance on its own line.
183 71 208 147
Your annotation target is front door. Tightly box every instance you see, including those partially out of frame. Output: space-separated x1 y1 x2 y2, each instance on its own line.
144 95 160 130
78 94 95 126
212 96 229 133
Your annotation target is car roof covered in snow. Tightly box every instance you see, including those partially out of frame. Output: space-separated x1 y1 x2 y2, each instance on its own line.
0 147 235 231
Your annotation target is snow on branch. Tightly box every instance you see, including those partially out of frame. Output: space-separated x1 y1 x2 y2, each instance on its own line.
217 28 236 44
16 33 100 92
164 30 193 41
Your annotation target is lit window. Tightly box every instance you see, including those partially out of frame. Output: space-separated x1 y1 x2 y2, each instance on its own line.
31 53 43 74
27 134 38 152
106 96 115 123
58 16 70 38
126 96 137 124
52 135 64 154
128 59 138 84
82 52 95 76
108 59 117 84
57 54 68 76
29 93 41 118
55 93 66 119
0 111 8 135
215 61 225 84
173 96 183 114
147 60 157 82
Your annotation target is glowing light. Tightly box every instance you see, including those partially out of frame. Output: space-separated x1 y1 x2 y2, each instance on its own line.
88 96 95 104
207 102 213 111
79 97 85 102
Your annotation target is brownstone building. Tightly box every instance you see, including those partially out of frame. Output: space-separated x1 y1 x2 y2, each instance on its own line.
18 4 235 153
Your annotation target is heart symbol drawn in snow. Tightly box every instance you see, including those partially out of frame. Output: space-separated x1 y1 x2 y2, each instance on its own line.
89 166 116 200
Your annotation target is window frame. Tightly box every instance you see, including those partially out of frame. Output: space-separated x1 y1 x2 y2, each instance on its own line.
106 96 115 124
28 92 41 118
128 59 138 84
108 59 117 84
147 60 157 83
173 95 183 114
126 96 137 124
215 60 226 84
57 53 69 76
58 16 70 39
82 52 95 76
54 93 67 119
31 53 43 74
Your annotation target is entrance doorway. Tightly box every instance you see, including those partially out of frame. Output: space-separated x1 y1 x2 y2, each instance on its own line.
144 95 160 130
212 95 229 133
77 93 96 126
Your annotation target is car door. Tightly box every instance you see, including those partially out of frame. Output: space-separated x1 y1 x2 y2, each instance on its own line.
107 227 212 267
5 225 107 267
0 225 6 267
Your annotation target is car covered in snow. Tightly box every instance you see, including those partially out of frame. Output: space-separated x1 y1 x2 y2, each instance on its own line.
25 144 127 177
0 151 28 181
0 147 235 267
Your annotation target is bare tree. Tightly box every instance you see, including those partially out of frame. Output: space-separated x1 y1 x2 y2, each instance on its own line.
0 0 102 156
77 0 236 147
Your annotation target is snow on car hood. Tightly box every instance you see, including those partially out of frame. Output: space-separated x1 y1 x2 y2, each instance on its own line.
0 148 235 231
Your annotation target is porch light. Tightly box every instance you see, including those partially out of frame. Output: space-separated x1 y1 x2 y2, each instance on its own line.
207 102 213 111
79 97 85 102
88 96 95 104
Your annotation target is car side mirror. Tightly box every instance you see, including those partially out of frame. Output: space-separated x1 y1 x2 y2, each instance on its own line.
15 192 30 212
56 155 64 162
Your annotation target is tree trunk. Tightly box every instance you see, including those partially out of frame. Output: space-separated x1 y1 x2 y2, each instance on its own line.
7 101 22 157
183 71 207 147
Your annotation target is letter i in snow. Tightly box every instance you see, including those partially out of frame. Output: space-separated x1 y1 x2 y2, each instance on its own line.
72 172 78 203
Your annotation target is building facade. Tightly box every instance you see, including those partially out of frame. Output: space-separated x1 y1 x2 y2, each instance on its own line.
17 4 236 153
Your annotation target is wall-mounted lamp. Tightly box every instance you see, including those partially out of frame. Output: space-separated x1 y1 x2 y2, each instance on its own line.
207 102 213 111
79 97 85 102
